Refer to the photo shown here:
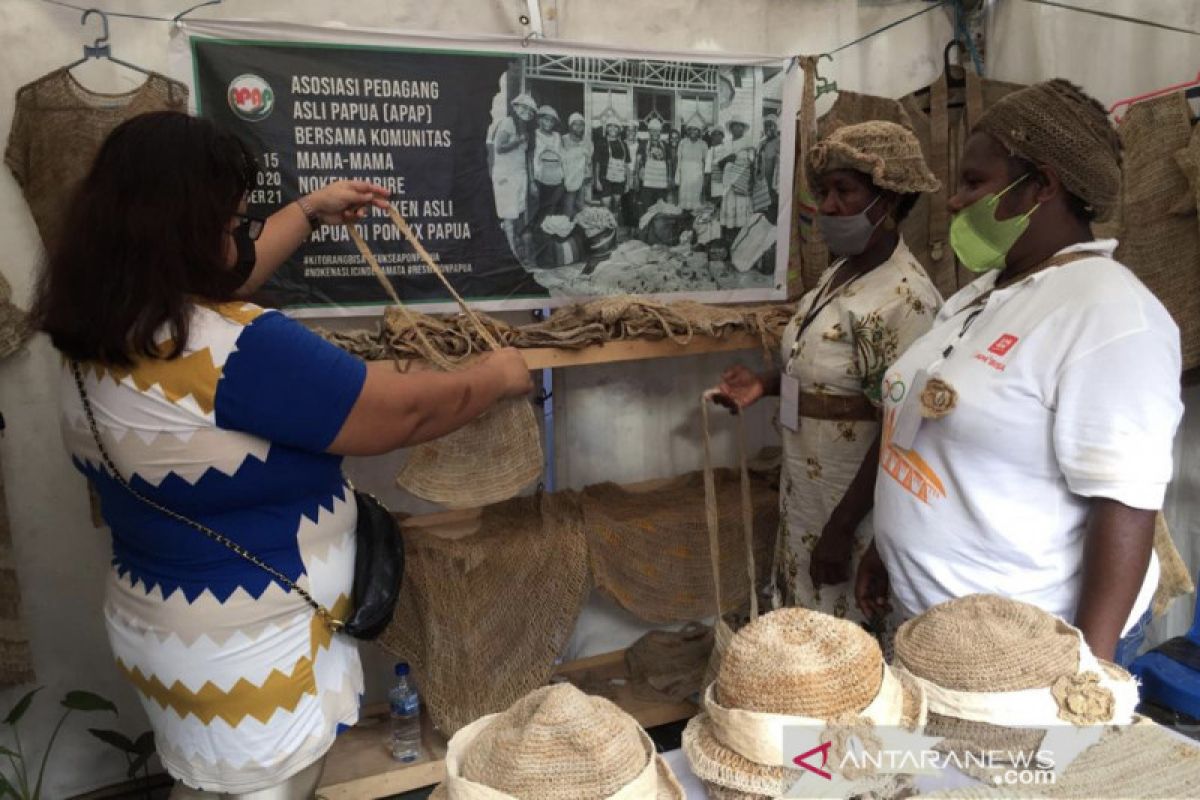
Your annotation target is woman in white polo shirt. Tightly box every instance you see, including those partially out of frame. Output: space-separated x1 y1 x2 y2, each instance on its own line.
857 80 1184 664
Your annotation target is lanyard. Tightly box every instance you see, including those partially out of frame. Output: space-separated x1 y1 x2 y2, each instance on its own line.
786 260 864 365
935 250 1105 365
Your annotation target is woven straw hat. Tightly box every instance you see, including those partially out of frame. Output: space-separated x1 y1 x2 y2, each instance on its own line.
682 608 926 798
429 683 683 799
809 120 940 195
919 718 1200 799
976 79 1121 222
894 594 1140 781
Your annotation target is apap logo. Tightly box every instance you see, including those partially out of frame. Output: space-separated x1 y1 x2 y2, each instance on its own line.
228 74 274 122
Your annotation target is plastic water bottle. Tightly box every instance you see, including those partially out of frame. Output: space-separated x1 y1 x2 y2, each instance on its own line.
388 662 421 762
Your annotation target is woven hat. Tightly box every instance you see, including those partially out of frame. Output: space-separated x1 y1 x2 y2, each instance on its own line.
647 118 664 132
568 111 585 127
682 608 927 798
894 594 1140 781
919 718 1200 799
975 79 1122 221
510 93 537 112
726 113 748 130
537 105 559 122
430 683 683 800
808 120 940 195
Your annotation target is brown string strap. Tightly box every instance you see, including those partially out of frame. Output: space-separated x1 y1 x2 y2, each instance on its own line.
699 390 758 624
344 205 502 367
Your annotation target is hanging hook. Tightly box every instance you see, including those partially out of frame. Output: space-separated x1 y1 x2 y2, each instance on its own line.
814 53 837 98
81 8 110 49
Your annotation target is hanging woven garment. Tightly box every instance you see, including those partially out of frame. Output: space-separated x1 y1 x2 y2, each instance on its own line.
346 209 543 508
898 70 1024 296
0 452 34 687
0 270 30 361
1116 92 1200 372
377 491 589 736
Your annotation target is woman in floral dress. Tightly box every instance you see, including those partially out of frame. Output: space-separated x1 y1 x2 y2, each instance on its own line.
713 121 942 646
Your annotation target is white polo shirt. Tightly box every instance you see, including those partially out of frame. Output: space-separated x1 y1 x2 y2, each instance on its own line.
874 241 1182 634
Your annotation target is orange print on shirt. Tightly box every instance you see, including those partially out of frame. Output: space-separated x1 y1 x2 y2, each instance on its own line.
880 408 946 504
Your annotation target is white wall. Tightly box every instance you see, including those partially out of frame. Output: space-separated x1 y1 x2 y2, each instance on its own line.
12 0 1194 795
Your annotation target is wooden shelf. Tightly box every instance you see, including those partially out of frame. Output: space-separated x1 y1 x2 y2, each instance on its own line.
396 332 762 371
317 648 698 798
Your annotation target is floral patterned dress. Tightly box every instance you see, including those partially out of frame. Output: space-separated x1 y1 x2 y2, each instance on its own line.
775 238 941 644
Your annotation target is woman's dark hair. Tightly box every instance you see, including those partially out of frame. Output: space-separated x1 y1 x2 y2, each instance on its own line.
893 192 920 224
31 111 258 366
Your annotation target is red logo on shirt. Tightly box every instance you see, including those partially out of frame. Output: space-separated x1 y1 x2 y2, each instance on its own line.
988 334 1019 356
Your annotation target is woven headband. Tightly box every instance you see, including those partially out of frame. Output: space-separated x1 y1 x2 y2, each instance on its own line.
905 624 1139 775
443 712 665 800
704 662 921 766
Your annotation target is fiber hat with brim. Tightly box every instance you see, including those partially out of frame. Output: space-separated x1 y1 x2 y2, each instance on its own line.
894 594 1140 781
568 112 585 127
538 105 560 121
808 119 940 195
510 93 537 112
682 607 927 799
974 78 1122 222
429 683 684 800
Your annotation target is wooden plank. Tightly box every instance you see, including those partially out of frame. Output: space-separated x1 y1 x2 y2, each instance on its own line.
394 332 761 372
318 706 448 798
318 649 698 798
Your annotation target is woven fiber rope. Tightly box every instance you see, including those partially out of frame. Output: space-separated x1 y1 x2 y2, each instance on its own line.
345 210 543 508
377 492 588 735
318 298 792 367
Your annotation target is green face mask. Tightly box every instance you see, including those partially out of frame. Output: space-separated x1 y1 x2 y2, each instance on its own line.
950 175 1040 273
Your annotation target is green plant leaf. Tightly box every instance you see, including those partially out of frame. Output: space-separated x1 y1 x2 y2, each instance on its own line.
133 731 155 755
61 691 117 714
3 687 41 725
0 745 15 758
0 772 16 798
87 728 137 753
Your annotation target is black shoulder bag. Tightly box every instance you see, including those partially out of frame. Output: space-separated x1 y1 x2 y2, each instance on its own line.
71 362 404 640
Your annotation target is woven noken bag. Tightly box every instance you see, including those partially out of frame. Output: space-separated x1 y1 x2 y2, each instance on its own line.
429 683 684 799
377 492 589 736
346 209 542 508
580 468 777 626
894 593 1140 784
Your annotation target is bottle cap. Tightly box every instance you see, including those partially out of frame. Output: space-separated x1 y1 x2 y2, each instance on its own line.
394 662 410 677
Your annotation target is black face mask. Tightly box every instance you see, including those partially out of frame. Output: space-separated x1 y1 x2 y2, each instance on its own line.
232 221 257 284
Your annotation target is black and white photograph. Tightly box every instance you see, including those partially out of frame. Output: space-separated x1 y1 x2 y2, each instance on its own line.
487 53 791 298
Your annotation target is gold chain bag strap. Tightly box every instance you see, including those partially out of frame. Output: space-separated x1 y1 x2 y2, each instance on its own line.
700 391 759 690
70 362 403 639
